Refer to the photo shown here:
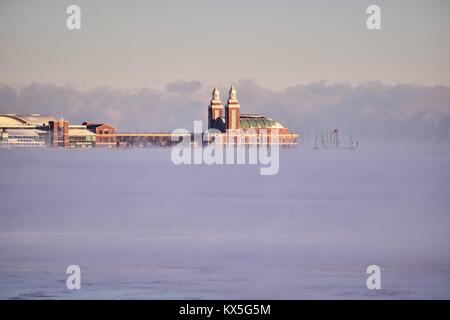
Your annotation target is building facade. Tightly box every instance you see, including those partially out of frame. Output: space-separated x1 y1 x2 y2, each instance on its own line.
83 122 117 147
0 115 96 148
0 114 53 147
208 86 298 145
0 87 297 148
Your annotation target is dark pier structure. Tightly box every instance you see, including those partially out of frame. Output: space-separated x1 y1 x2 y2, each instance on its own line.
114 133 191 147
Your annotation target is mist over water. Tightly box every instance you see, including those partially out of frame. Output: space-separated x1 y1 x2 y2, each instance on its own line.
0 145 449 299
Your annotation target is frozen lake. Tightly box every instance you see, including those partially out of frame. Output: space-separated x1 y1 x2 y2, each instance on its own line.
0 144 449 299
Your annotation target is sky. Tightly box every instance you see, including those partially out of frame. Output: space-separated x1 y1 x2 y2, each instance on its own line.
1 0 449 89
0 0 449 143
1 81 449 143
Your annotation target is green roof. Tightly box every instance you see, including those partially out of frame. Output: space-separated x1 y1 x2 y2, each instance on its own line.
239 115 284 129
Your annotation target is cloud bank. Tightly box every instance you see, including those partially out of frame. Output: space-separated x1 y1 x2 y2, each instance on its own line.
0 80 449 144
165 80 202 95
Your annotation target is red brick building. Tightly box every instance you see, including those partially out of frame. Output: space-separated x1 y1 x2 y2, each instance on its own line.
208 86 297 145
49 119 69 147
83 122 117 147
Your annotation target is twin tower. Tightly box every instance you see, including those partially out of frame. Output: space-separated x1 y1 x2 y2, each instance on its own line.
208 86 240 132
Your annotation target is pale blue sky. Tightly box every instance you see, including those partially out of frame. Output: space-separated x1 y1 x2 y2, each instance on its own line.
1 0 449 89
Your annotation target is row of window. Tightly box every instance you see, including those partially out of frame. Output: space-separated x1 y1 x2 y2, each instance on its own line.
69 136 96 142
97 137 116 143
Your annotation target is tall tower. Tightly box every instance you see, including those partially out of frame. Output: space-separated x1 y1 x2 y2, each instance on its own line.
208 87 224 129
225 85 240 130
49 119 69 147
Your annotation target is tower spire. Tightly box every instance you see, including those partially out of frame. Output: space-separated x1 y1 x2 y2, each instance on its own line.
229 85 237 101
212 87 221 102
226 85 240 130
208 87 224 129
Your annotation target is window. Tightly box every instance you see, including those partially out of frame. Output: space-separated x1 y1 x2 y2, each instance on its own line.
231 111 236 129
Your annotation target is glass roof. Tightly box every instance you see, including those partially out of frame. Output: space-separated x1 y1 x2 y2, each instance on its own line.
239 116 284 129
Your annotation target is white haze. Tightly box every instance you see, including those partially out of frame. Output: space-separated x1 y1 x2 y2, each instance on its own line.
0 144 449 299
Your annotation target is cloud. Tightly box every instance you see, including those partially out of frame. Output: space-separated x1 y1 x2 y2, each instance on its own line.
0 83 205 132
165 80 202 95
233 80 450 144
0 81 449 144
